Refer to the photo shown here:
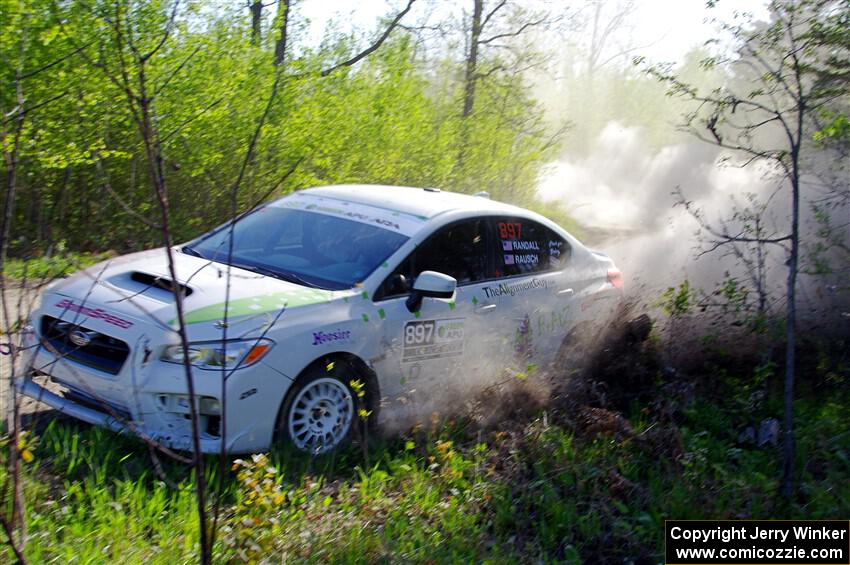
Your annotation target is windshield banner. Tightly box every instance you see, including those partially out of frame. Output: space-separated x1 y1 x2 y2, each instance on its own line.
276 193 425 236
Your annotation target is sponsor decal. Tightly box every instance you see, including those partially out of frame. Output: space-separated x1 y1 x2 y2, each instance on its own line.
402 318 465 362
536 303 572 335
312 329 352 346
274 194 428 235
303 203 401 231
55 298 134 329
482 278 549 298
514 314 533 360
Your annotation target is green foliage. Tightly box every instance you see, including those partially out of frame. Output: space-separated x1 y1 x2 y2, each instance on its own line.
703 273 772 334
3 250 113 280
222 454 288 562
813 111 850 144
658 279 695 317
5 377 848 563
719 276 749 314
804 203 850 276
3 4 562 255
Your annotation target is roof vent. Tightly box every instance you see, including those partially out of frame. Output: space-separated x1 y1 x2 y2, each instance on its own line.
474 191 490 199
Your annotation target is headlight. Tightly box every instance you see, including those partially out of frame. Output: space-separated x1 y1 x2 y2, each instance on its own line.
161 338 273 371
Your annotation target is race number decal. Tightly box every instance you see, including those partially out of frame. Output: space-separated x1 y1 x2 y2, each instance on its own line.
402 318 465 362
498 222 522 240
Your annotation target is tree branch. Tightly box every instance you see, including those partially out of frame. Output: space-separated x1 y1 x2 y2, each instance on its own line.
141 0 180 63
478 15 548 45
161 95 225 142
319 0 416 76
155 45 200 95
481 0 507 29
19 40 94 80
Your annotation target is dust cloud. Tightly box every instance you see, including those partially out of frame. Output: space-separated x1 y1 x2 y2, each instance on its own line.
537 121 850 330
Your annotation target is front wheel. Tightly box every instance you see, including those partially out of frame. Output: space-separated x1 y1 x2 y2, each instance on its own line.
278 371 355 454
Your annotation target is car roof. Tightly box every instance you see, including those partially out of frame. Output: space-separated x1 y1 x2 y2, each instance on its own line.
300 184 529 221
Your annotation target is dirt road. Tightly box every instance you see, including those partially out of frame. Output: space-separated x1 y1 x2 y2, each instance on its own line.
1 281 49 425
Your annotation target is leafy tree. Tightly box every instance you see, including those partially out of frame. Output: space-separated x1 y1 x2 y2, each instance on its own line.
455 0 553 173
3 0 560 254
645 0 850 499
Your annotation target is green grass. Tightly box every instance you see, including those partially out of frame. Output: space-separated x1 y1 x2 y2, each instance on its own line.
3 251 114 281
4 386 848 563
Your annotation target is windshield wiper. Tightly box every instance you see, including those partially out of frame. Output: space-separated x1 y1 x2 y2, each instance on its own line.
274 270 321 289
232 263 321 289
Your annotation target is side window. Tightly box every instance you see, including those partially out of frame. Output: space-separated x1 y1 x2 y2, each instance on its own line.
376 256 413 300
415 219 490 284
493 218 570 277
375 219 491 299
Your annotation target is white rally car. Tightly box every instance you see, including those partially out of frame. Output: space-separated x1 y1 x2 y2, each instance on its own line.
19 185 622 454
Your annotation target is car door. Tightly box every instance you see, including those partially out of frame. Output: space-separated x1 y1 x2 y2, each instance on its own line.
372 218 507 406
487 217 576 373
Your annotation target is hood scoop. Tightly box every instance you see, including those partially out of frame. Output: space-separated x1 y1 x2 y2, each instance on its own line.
128 271 194 298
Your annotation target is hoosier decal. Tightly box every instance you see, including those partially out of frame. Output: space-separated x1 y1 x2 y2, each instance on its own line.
312 329 352 345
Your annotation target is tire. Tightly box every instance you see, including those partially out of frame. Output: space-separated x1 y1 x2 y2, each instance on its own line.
555 322 594 373
276 365 356 454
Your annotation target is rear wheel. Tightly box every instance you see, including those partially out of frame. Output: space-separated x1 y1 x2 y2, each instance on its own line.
555 322 594 373
278 370 355 454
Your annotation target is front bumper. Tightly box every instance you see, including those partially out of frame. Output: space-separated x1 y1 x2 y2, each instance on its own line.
19 376 224 453
19 304 293 454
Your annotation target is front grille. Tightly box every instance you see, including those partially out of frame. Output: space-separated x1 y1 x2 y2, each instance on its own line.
40 315 130 375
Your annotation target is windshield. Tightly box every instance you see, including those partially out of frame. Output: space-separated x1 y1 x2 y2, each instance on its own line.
186 206 409 290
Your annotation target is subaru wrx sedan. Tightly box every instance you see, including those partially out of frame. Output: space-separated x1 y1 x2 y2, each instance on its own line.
19 185 622 453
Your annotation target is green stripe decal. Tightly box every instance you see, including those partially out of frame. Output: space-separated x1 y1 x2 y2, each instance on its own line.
178 288 335 325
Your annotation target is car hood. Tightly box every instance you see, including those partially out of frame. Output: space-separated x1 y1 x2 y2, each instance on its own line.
49 248 346 328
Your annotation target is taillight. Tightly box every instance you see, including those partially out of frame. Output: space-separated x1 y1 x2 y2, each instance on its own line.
607 269 624 291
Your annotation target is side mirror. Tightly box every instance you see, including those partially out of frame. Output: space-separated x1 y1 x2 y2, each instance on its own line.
405 271 456 313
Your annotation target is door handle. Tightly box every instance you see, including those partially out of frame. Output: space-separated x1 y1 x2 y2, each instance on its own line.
558 288 574 297
474 303 497 314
